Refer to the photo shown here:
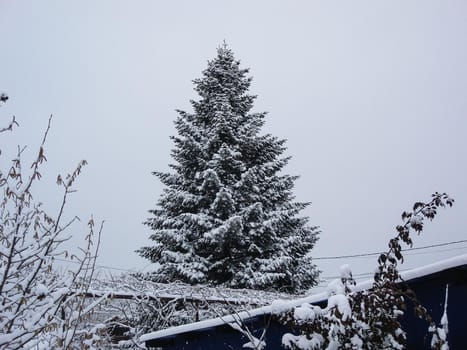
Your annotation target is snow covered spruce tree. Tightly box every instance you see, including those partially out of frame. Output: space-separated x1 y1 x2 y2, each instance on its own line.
138 45 319 293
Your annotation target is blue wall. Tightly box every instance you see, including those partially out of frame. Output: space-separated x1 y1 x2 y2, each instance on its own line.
402 267 467 348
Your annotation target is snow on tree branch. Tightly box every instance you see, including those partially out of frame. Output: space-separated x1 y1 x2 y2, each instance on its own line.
0 106 104 349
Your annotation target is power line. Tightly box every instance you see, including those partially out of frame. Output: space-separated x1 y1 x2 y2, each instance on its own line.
402 245 467 257
317 245 467 284
54 257 140 274
53 239 467 275
313 239 467 260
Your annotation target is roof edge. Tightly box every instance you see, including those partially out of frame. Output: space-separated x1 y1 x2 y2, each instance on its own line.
140 253 467 342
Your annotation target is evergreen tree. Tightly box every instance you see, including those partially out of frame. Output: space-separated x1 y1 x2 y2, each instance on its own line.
138 45 319 293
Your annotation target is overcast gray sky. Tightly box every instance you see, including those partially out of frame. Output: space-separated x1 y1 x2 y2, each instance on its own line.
1 0 466 289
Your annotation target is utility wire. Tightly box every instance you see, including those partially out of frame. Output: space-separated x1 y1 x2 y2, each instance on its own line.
317 245 467 284
54 257 139 273
313 239 467 260
400 245 467 257
54 239 467 275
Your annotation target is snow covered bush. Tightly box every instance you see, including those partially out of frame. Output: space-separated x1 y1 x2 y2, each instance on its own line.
0 104 105 349
276 193 453 349
138 44 319 293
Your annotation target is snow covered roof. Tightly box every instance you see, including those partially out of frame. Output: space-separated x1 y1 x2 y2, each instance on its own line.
89 274 293 305
140 253 467 343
